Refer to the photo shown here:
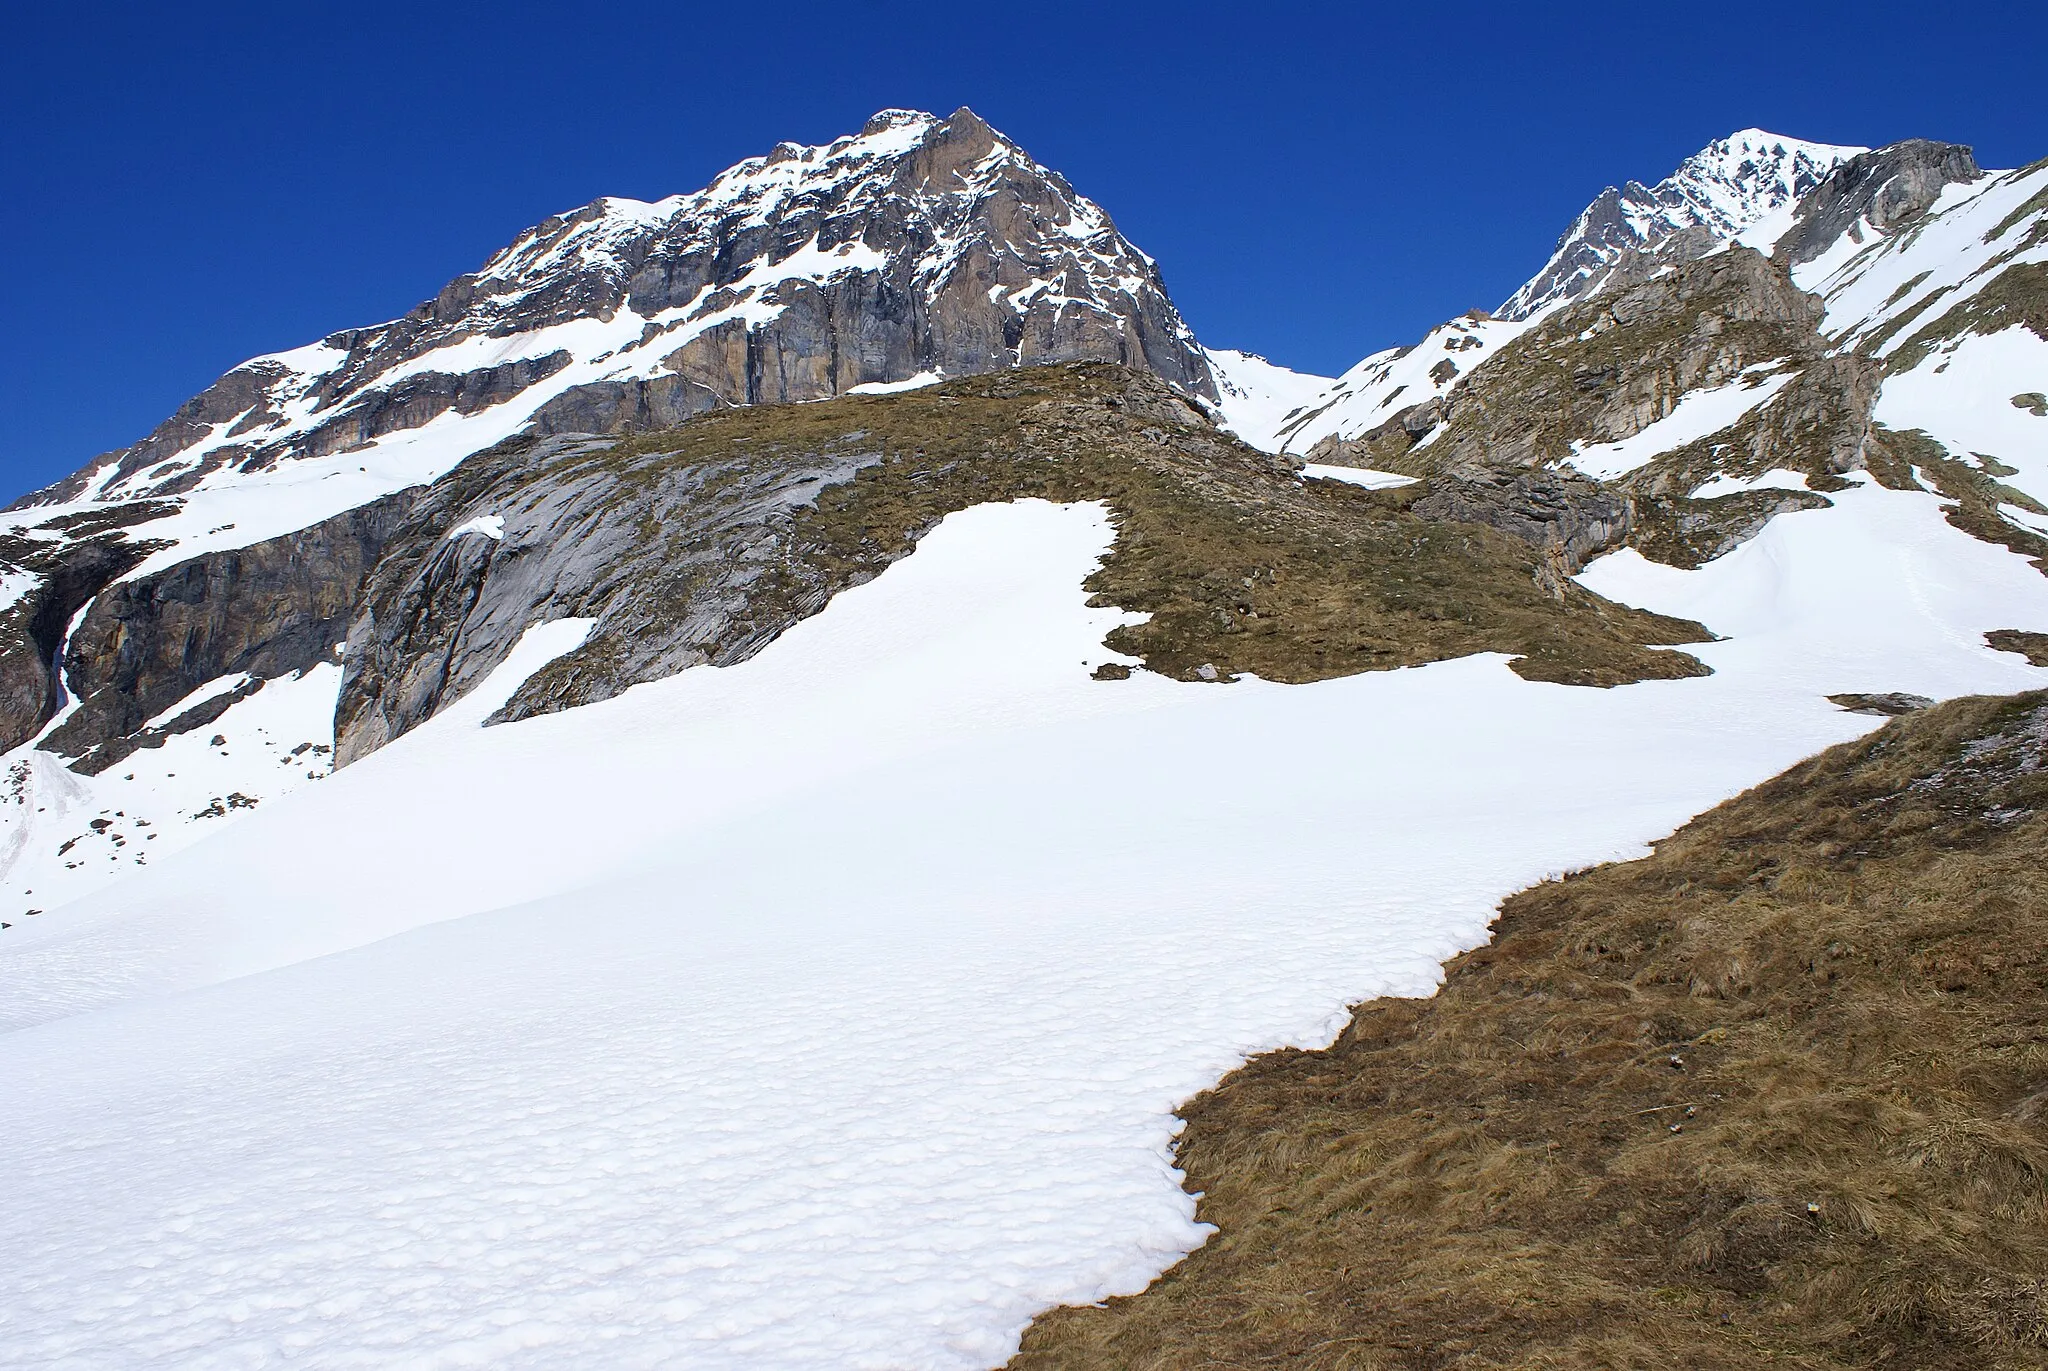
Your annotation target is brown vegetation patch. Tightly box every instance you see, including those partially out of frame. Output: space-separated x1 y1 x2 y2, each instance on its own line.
1990 630 2048 668
1868 426 2048 577
1013 691 2048 1370
504 364 1709 701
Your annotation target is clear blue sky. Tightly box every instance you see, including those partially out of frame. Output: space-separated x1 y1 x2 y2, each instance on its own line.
3 1 2042 500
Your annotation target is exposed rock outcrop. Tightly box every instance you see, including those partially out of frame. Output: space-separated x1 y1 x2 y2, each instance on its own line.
525 374 733 437
41 493 415 774
1428 248 1827 476
333 434 884 764
1410 472 1635 595
1773 140 1982 267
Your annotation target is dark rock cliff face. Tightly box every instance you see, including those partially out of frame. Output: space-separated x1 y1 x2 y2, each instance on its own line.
23 108 1214 509
1773 140 1982 267
0 505 184 753
41 493 415 774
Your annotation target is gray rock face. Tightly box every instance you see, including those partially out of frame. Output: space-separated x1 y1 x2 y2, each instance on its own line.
41 493 414 774
0 513 171 754
1411 472 1634 595
1829 691 1937 716
24 108 1213 509
1430 248 1826 476
1383 232 1902 579
333 434 884 765
1618 354 1881 501
525 375 734 437
1773 140 1982 267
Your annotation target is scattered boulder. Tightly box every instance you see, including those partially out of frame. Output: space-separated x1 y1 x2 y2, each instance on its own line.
1829 691 1936 716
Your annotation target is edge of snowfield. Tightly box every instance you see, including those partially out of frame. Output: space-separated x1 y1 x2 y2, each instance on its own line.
4 488 2048 1369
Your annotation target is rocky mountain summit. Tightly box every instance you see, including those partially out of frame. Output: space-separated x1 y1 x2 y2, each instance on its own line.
0 107 1214 760
1497 129 1863 322
25 107 1212 512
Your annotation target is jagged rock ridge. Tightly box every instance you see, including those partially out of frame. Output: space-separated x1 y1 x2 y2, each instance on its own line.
1496 129 1864 322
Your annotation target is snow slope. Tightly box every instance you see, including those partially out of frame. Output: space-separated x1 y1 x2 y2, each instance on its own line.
1565 367 1796 479
1792 156 2044 349
1202 348 1335 453
1801 156 2048 505
6 479 2048 1367
0 665 343 925
1273 313 1528 455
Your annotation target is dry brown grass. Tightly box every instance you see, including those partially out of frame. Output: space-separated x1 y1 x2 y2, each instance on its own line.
508 363 1708 697
1012 691 2048 1370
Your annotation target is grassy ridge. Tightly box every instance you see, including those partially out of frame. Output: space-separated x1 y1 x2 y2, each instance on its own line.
1013 691 2048 1369
505 364 1710 709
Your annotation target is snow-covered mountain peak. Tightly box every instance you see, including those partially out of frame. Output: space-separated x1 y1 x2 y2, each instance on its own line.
27 107 1211 514
1664 129 1865 232
1498 129 1865 321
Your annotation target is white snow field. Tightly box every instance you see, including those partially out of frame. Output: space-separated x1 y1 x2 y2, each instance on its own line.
1202 347 1335 452
5 487 2048 1369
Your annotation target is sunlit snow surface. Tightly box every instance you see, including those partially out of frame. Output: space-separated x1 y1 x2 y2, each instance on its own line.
5 491 2048 1368
1877 328 2048 504
1202 348 1335 453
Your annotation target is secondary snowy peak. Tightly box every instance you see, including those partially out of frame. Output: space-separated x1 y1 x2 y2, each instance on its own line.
27 107 1214 510
1498 129 1864 321
1274 131 1870 466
